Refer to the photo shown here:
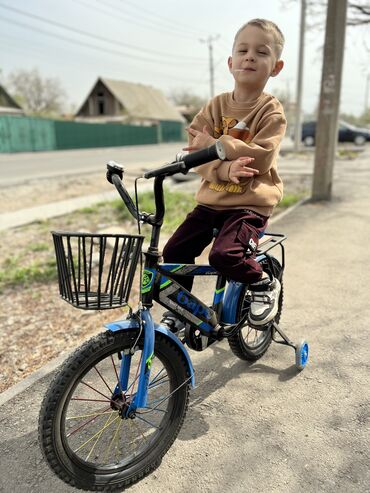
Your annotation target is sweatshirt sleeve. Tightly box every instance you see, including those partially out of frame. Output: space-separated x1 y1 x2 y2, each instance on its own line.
189 105 232 183
219 109 287 175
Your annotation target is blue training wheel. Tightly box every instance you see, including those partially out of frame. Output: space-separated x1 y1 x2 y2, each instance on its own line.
295 339 309 370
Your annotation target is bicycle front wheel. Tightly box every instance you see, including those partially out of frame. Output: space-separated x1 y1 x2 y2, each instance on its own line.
39 330 190 491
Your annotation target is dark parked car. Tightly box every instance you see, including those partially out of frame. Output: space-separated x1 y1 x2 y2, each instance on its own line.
300 121 370 147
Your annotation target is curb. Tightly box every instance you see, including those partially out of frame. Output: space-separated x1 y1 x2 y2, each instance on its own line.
0 183 153 231
0 351 72 407
0 196 308 407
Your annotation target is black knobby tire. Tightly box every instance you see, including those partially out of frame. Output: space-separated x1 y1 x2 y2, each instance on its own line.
39 330 190 491
228 256 284 361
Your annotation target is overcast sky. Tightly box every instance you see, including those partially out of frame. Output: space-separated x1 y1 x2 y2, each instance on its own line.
0 0 369 116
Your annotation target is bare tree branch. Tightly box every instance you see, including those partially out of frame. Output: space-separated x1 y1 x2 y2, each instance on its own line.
6 68 66 116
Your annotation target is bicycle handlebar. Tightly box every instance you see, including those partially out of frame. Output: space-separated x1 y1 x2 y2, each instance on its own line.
106 141 226 227
106 161 140 221
143 141 226 179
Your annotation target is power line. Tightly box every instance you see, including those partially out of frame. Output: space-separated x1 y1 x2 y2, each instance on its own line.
0 33 208 92
74 0 197 42
0 16 207 85
0 2 205 63
115 0 202 36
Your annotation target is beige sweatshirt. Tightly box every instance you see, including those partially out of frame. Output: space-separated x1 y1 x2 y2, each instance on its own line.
191 91 287 217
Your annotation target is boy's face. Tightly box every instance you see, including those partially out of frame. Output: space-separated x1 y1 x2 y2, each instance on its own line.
228 25 284 90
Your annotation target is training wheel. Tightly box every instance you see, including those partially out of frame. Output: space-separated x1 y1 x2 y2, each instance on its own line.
295 339 309 370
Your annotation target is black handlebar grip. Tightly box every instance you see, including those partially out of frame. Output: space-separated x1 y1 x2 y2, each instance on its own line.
143 161 186 179
182 141 226 170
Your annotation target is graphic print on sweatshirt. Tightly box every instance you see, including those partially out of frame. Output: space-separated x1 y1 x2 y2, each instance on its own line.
211 117 252 194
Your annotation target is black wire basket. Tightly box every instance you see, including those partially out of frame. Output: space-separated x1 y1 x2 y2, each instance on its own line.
52 231 144 310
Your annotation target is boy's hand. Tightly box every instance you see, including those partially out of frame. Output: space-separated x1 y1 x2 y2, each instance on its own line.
183 126 216 151
229 157 259 184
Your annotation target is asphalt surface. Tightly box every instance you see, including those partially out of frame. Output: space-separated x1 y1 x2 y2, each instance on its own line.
0 143 188 186
0 149 369 492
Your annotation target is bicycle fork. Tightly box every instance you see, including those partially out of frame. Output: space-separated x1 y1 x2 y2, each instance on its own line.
112 308 155 417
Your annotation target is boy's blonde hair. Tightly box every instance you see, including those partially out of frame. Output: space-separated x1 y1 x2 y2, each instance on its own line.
233 19 285 58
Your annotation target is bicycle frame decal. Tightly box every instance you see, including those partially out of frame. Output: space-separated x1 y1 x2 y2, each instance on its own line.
154 263 224 335
142 268 156 294
176 290 213 321
160 264 218 276
213 286 225 305
146 351 154 370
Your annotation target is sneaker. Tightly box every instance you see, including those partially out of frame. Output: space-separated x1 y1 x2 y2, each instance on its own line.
160 311 185 335
248 277 281 326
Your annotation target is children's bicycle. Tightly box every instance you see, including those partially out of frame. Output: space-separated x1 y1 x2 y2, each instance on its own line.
39 142 309 491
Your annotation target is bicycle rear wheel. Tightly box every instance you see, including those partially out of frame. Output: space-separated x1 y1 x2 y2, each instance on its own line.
228 256 284 361
39 330 190 491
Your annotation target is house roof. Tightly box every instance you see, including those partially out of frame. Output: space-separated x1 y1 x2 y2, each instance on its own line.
0 84 22 110
78 78 185 123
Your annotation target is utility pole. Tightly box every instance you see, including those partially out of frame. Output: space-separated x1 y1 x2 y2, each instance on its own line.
311 0 347 201
294 0 307 152
365 73 370 111
200 35 219 98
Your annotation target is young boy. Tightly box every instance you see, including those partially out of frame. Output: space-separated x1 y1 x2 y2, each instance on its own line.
163 19 286 327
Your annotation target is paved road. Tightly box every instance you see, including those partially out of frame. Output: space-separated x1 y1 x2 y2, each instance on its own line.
0 143 188 186
0 149 369 492
0 138 319 187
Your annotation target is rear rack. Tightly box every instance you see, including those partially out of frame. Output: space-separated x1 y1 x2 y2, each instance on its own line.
257 233 286 255
256 233 286 274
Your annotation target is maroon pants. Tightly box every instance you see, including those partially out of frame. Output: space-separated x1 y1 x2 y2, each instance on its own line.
163 205 268 291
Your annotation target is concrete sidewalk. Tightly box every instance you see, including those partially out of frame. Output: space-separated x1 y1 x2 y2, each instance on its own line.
1 154 369 492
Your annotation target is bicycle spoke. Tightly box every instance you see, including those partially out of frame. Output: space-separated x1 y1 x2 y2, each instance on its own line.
137 406 168 414
130 419 151 445
102 414 124 463
149 367 166 386
94 365 113 394
67 410 114 421
73 415 121 454
146 376 191 412
66 405 114 437
71 397 112 403
148 377 170 390
135 414 161 429
80 380 113 402
85 412 117 461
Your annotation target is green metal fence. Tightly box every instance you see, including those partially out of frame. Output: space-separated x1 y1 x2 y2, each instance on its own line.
159 120 185 142
0 115 184 153
54 121 158 150
0 116 55 152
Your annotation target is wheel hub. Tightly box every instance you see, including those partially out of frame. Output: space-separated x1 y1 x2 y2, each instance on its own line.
111 394 135 419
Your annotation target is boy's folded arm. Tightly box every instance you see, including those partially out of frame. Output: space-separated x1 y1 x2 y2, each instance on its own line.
194 159 232 183
219 113 287 175
187 109 230 182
